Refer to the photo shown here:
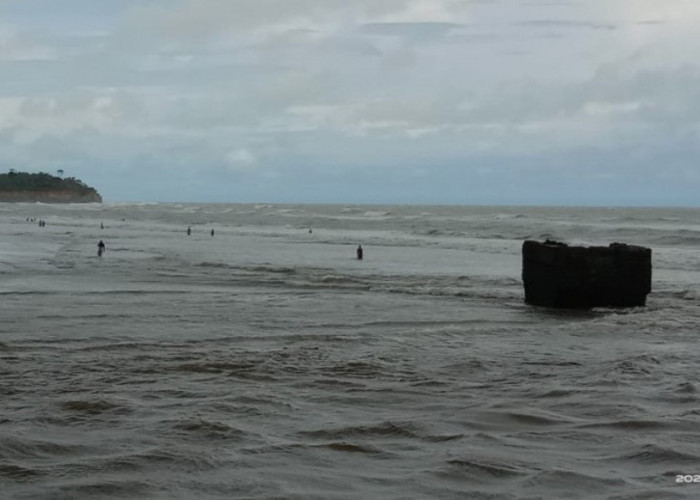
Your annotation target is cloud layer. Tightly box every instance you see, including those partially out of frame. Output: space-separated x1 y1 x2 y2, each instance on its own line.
0 0 698 205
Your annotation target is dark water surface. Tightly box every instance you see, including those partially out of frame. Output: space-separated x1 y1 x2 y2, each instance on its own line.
1 203 699 499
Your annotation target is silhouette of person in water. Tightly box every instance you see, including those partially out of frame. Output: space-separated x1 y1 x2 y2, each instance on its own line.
211 229 215 237
97 240 106 257
356 245 363 260
187 226 191 236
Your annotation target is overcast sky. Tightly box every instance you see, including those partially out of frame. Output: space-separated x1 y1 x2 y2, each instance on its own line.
1 0 699 205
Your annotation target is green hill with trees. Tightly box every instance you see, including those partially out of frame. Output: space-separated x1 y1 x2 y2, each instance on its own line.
0 170 102 203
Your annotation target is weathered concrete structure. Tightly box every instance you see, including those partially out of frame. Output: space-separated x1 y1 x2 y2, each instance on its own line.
522 240 652 308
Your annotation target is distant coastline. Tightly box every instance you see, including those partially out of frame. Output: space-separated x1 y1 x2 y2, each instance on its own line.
0 170 102 203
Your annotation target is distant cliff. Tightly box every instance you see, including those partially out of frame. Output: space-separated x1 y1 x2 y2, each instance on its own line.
0 171 102 203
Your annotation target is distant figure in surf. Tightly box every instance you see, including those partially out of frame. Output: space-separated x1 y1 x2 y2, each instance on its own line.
187 226 191 236
356 245 363 260
97 240 106 257
211 229 215 237
100 222 104 229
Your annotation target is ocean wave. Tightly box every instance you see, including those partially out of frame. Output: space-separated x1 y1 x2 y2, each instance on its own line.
299 421 422 440
197 264 523 300
304 378 367 391
59 399 123 415
673 381 697 394
362 210 392 218
172 418 245 440
440 359 499 373
50 479 155 499
195 261 234 269
37 313 135 322
313 441 388 456
648 231 700 246
578 420 671 431
174 361 258 375
322 360 386 378
499 411 568 426
522 361 582 367
246 265 297 274
126 447 220 471
0 386 19 396
438 458 529 480
522 469 628 492
415 228 467 238
381 285 521 302
67 340 172 353
611 354 662 376
535 389 579 398
0 436 87 459
0 462 42 480
89 289 192 297
317 274 367 285
477 409 574 428
616 444 700 464
604 487 691 499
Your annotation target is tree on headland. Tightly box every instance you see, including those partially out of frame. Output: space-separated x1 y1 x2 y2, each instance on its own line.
0 170 86 190
0 170 101 202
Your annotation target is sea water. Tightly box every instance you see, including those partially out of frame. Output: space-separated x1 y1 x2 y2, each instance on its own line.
1 203 699 499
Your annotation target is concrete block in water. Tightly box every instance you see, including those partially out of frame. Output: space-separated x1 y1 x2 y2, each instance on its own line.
522 240 652 308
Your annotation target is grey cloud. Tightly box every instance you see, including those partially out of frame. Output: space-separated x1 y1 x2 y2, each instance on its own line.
463 65 700 130
516 19 617 30
0 29 104 63
2 0 699 205
359 22 465 40
121 0 413 41
520 1 581 6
